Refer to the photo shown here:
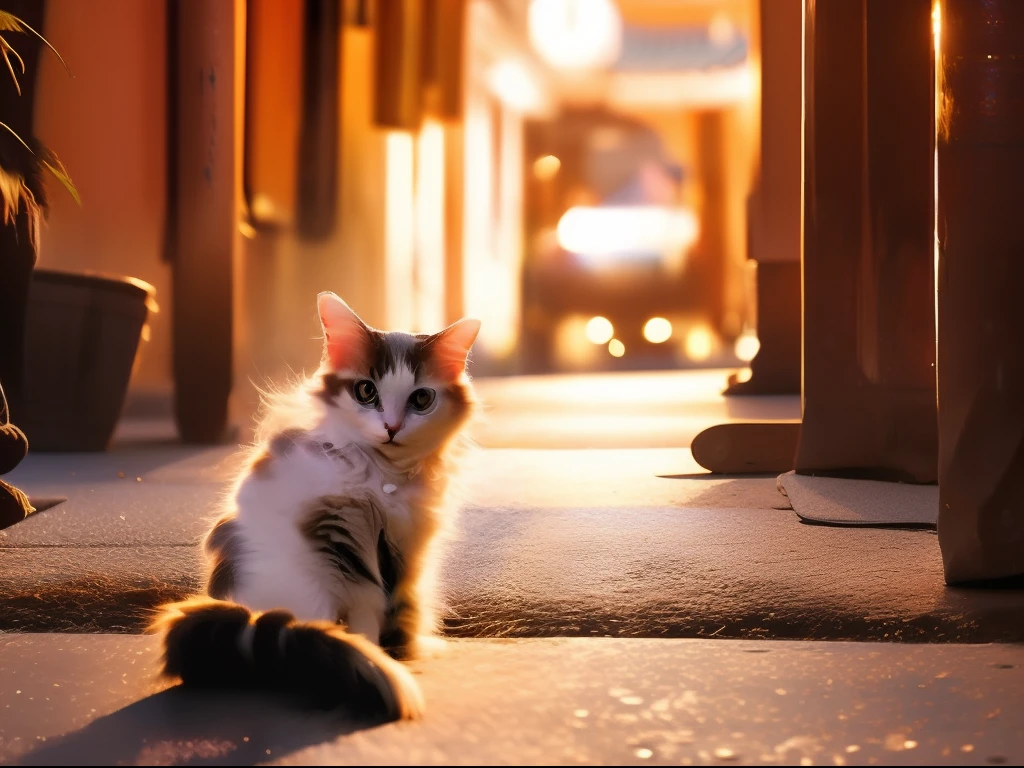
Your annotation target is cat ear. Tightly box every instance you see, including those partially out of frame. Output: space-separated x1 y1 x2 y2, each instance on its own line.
318 292 369 371
426 317 481 382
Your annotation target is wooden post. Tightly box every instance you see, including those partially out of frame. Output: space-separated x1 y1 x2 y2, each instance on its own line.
725 0 802 396
795 0 937 481
693 110 727 336
295 0 342 241
373 0 425 130
167 0 243 444
422 0 467 123
937 0 1024 583
692 0 936 477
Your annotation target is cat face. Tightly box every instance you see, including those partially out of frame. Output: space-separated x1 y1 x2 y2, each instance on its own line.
315 292 480 460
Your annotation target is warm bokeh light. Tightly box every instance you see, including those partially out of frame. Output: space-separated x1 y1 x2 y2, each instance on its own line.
557 206 700 260
708 13 737 47
643 317 673 344
684 326 714 362
487 60 543 114
385 131 416 331
528 0 622 71
608 339 625 358
554 315 601 368
414 120 446 333
532 154 561 181
606 65 755 110
585 316 614 345
734 331 761 362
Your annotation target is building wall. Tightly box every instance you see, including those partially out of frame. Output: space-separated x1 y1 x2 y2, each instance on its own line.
31 0 542 435
34 0 170 388
231 22 391 429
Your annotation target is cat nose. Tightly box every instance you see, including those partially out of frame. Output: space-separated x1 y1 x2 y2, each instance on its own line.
385 422 401 440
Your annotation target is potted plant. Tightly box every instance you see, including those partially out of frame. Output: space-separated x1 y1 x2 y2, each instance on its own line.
0 1 69 526
0 3 155 528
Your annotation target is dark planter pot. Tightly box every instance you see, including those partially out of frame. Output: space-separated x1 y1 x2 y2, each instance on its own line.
20 269 157 452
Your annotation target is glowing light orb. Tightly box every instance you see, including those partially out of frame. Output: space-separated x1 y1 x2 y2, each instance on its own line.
585 316 614 345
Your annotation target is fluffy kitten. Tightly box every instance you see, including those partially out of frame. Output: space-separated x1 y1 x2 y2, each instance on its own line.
151 292 480 721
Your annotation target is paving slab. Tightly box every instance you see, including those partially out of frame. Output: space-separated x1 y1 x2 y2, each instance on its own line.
1 634 1022 766
115 370 803 451
3 503 1024 641
4 444 238 489
0 484 220 547
470 370 800 449
2 436 1021 643
1 449 784 548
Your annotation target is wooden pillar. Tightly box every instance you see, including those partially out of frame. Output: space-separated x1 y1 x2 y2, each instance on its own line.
373 0 424 130
726 0 802 396
795 0 937 482
423 0 467 123
694 110 728 333
295 0 342 241
168 0 244 444
692 0 936 477
937 0 1024 583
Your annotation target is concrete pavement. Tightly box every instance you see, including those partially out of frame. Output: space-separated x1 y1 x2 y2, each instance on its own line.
3 634 1023 766
2 369 1023 765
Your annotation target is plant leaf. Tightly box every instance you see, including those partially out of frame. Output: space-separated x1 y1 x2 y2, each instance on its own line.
1 35 24 72
0 11 72 78
0 37 23 94
0 11 23 32
0 125 80 206
41 156 80 206
0 165 42 247
0 165 25 220
0 120 31 151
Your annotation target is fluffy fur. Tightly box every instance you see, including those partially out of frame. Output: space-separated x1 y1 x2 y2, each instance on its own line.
151 292 481 720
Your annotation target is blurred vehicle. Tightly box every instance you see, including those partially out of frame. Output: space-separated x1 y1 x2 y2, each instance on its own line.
521 111 731 372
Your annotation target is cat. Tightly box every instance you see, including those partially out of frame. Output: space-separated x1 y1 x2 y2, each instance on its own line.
150 291 481 721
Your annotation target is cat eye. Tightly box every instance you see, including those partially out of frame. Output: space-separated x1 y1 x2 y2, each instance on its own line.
408 388 436 412
353 380 378 405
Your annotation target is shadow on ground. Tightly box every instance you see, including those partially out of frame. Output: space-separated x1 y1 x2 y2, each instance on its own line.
12 686 383 766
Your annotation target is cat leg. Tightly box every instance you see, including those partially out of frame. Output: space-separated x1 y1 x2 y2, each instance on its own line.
380 594 449 660
342 582 387 646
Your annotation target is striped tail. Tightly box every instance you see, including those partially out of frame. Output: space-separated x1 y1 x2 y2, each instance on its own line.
149 598 423 720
